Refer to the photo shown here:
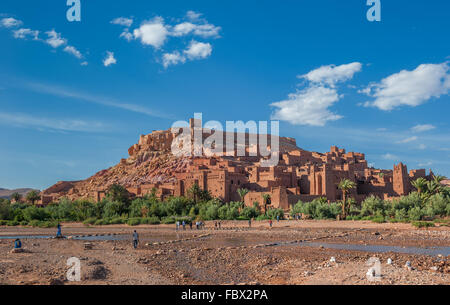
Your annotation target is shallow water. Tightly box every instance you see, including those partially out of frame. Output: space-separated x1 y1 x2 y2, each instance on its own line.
286 241 450 257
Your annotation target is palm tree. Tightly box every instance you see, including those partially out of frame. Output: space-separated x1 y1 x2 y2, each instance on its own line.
411 177 428 194
237 188 249 210
188 183 202 204
11 192 21 203
262 194 271 215
338 179 356 218
25 190 40 205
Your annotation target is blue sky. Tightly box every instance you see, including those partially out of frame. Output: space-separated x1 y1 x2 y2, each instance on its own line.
0 0 449 190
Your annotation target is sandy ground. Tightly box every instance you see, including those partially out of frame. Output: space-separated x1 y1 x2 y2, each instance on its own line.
0 220 449 285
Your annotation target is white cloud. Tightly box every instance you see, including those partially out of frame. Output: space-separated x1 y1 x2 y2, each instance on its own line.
133 17 169 49
162 51 186 68
411 124 436 133
64 45 82 59
301 62 362 87
271 86 342 126
186 11 202 21
396 136 418 144
0 111 107 133
13 28 39 40
184 41 212 60
45 30 67 48
120 30 134 42
1 17 22 28
111 17 133 27
362 62 450 110
103 51 117 67
382 153 399 161
171 22 221 38
270 63 362 126
418 144 427 150
81 61 88 66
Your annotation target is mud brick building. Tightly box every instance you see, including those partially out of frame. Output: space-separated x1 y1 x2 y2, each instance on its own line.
42 119 432 210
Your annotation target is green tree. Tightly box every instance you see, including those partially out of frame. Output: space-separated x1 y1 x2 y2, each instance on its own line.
262 194 271 215
237 188 249 210
11 192 21 202
26 190 40 205
411 177 428 194
106 184 130 204
338 179 356 218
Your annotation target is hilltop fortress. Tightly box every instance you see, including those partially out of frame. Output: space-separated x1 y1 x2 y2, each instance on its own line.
42 118 433 210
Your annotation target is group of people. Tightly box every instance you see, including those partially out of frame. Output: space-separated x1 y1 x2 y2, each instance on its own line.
174 220 204 231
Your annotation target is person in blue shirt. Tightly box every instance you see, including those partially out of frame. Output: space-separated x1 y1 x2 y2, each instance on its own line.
133 230 139 249
14 239 22 249
56 223 62 237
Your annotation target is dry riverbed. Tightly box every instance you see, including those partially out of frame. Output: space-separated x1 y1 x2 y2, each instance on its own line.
0 220 449 285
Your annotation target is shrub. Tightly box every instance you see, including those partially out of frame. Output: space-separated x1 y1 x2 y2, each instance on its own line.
240 206 260 219
161 216 176 224
141 216 160 225
127 218 141 226
360 196 385 217
408 206 424 221
83 217 97 225
411 221 435 229
267 208 284 220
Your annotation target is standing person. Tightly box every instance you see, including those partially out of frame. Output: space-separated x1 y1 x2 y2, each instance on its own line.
133 230 139 249
189 221 193 230
182 220 186 230
277 215 279 222
176 221 180 231
269 219 273 228
214 221 218 230
218 221 221 229
56 223 62 238
196 221 199 230
248 219 251 228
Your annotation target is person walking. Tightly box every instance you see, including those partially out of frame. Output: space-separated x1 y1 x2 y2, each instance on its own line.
269 219 273 228
133 230 139 249
56 223 62 238
277 215 280 222
218 221 221 229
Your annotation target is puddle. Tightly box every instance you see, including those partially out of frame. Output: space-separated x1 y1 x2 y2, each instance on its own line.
285 241 450 257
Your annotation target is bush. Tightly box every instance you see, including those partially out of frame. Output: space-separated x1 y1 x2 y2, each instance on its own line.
127 218 141 226
267 208 284 220
360 196 385 217
83 217 97 225
240 206 260 220
140 216 160 225
411 221 435 229
161 216 176 224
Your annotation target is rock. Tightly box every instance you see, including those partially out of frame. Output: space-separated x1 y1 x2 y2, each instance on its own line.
387 258 392 265
10 248 24 253
330 257 336 263
83 265 109 280
49 278 64 285
84 243 93 250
